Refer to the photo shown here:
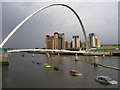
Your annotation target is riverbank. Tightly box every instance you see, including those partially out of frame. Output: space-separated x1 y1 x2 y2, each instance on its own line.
93 46 120 50
0 52 9 65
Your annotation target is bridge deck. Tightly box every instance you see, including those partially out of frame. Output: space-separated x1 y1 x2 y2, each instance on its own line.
7 49 113 56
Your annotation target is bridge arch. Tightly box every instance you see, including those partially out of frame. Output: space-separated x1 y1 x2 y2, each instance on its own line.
0 4 88 50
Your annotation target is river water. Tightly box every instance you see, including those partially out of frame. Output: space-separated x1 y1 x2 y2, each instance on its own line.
2 53 119 88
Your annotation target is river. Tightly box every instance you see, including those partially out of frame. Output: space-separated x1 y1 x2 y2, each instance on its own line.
2 53 119 88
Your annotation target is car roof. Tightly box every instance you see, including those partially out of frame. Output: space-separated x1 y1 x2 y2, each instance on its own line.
97 76 110 78
70 70 78 72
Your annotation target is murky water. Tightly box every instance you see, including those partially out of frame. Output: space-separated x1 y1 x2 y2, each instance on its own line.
2 53 119 88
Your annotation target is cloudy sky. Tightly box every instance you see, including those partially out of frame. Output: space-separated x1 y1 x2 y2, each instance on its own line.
1 1 118 48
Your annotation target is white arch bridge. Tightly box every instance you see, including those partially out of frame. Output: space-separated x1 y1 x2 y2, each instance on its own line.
0 3 89 51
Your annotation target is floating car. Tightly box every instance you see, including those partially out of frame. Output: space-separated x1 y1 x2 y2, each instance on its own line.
43 63 51 67
69 70 83 76
44 65 51 67
37 62 39 65
95 76 118 85
54 67 60 70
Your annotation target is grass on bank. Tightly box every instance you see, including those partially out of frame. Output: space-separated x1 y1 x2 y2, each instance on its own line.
96 46 120 50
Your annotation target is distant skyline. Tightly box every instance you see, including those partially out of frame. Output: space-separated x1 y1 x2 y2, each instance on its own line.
2 2 118 48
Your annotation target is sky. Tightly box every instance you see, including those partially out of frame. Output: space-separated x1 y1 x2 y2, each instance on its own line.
1 1 119 48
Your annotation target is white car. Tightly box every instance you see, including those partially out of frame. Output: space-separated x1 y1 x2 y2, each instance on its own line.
95 76 118 85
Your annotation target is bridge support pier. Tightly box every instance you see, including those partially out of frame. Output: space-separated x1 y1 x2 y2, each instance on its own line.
0 52 9 65
93 56 99 66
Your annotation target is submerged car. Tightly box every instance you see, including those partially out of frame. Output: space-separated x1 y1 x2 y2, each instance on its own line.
95 76 118 85
54 67 60 70
43 63 51 67
69 70 83 76
44 64 51 67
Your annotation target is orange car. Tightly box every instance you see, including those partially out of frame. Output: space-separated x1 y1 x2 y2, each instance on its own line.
69 70 83 76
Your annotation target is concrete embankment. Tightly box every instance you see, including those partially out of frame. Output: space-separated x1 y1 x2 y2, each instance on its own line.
0 52 9 65
32 51 120 56
112 52 120 56
99 64 120 71
83 52 112 56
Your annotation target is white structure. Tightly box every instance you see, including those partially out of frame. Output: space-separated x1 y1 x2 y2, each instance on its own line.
72 38 75 48
89 33 96 48
72 36 80 49
95 37 101 47
89 33 101 48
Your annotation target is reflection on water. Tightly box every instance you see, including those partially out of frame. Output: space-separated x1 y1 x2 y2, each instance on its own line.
2 53 119 88
2 65 9 72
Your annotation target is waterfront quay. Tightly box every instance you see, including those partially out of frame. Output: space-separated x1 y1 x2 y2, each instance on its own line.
0 52 9 65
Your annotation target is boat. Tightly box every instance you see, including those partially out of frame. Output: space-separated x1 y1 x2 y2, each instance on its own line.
69 70 83 76
37 62 40 65
54 67 60 70
44 65 51 67
32 61 34 63
43 63 51 67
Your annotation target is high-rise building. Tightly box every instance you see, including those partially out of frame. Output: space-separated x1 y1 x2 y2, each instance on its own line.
89 33 96 48
46 35 50 49
80 41 86 50
46 32 101 50
72 36 80 49
89 33 101 48
46 35 55 49
66 41 72 49
46 32 65 49
61 33 65 49
54 32 59 49
95 37 101 47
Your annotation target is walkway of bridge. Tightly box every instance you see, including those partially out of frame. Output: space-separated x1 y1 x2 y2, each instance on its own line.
7 49 86 54
7 49 113 56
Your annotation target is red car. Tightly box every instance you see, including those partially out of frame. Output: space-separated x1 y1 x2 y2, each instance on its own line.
69 70 83 76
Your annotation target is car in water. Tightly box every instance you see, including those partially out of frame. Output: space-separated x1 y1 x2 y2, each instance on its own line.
54 66 60 70
43 63 51 67
95 76 118 85
69 70 83 76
